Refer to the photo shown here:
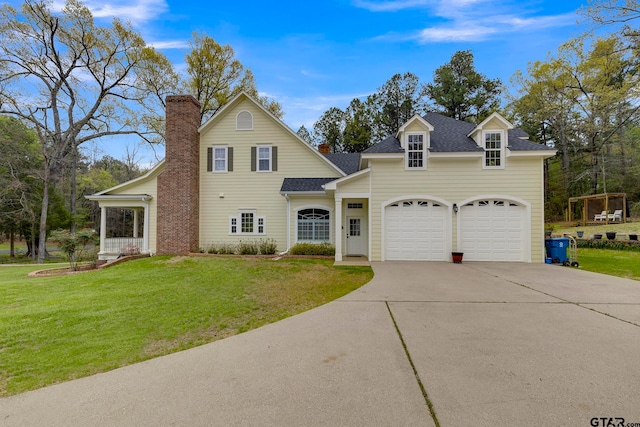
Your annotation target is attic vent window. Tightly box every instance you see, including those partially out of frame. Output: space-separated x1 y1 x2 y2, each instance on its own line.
236 111 253 130
347 203 363 209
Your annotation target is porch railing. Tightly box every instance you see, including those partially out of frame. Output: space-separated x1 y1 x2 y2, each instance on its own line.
102 237 144 254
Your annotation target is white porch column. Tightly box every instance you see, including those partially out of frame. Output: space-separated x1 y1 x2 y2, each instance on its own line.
334 197 343 262
143 201 150 254
133 209 139 238
100 206 107 254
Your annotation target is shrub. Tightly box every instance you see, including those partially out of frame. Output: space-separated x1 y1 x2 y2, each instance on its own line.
577 239 640 252
49 229 99 271
258 238 278 255
289 242 335 256
238 240 259 255
207 243 236 254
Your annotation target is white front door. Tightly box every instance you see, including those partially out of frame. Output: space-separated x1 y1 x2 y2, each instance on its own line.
346 217 366 256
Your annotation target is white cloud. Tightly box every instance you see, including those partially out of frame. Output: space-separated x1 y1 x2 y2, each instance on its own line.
61 0 170 23
352 0 432 12
412 12 577 43
147 40 190 49
358 0 578 43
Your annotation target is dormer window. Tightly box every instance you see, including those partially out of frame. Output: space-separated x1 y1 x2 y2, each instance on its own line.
483 131 504 169
406 133 426 170
236 110 253 130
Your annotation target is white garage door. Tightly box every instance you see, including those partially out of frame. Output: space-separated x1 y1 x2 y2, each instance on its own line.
459 200 526 261
385 200 447 261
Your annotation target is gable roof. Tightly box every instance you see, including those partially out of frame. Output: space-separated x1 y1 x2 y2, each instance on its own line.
199 92 345 177
90 160 165 196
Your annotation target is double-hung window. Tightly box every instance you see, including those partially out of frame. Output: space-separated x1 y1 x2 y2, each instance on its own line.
229 210 266 235
258 146 271 171
484 131 503 168
213 146 227 172
406 133 426 169
251 145 277 172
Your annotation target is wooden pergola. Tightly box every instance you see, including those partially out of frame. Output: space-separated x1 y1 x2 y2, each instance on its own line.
568 193 627 225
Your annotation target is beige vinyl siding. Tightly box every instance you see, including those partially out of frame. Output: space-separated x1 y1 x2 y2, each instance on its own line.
404 121 428 133
335 172 370 194
366 155 544 262
109 173 159 254
199 98 341 251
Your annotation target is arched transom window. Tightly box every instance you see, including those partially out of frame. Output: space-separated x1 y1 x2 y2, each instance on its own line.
297 208 330 242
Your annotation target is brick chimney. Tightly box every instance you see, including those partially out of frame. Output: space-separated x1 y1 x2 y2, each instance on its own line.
157 95 201 255
318 143 330 154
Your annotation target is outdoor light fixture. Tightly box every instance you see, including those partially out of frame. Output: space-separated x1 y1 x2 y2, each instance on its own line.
453 203 458 214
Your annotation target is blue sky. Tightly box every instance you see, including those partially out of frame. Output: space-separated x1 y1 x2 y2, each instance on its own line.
9 0 594 164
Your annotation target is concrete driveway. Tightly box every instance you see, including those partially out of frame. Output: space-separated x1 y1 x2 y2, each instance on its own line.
2 262 640 426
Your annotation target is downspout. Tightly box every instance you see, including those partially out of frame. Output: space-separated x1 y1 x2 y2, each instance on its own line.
280 194 291 255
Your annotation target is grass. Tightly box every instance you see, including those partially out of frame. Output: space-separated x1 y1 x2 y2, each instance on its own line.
576 248 640 280
0 256 373 396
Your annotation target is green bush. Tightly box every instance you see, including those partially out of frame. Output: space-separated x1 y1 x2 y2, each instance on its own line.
289 242 335 256
238 240 259 255
206 243 236 254
577 239 640 252
258 238 278 255
49 229 98 271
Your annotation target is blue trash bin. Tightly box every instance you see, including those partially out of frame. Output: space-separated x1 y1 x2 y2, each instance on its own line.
545 238 569 263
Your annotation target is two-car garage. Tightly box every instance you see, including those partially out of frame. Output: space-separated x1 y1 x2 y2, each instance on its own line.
384 198 529 262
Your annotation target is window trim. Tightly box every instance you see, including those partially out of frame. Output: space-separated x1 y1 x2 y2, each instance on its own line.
212 145 228 173
229 210 266 235
257 145 272 172
295 207 332 243
483 130 505 169
405 132 427 170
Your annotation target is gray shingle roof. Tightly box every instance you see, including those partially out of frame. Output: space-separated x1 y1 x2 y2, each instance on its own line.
424 112 483 152
324 153 361 175
363 136 404 153
280 178 337 193
507 134 551 151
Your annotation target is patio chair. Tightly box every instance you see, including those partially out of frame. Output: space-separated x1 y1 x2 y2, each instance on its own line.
594 210 607 221
608 210 623 221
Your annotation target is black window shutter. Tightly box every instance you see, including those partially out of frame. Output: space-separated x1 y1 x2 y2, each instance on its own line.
228 147 234 172
272 146 278 171
207 147 213 172
251 147 256 171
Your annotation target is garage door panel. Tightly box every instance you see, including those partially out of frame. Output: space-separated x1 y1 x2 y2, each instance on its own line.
460 200 526 262
385 200 447 261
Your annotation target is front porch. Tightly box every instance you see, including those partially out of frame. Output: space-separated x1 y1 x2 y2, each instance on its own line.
85 194 153 261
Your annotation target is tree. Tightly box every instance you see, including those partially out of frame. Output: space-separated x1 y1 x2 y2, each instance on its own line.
313 107 345 153
0 116 41 257
185 33 283 123
343 98 374 153
296 125 313 144
0 0 176 262
424 50 502 123
583 0 640 46
370 72 425 138
509 34 640 217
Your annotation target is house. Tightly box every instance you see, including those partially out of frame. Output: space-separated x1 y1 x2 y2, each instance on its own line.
87 93 556 263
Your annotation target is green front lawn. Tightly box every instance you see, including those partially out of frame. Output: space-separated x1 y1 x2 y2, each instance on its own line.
0 256 373 396
576 248 640 280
